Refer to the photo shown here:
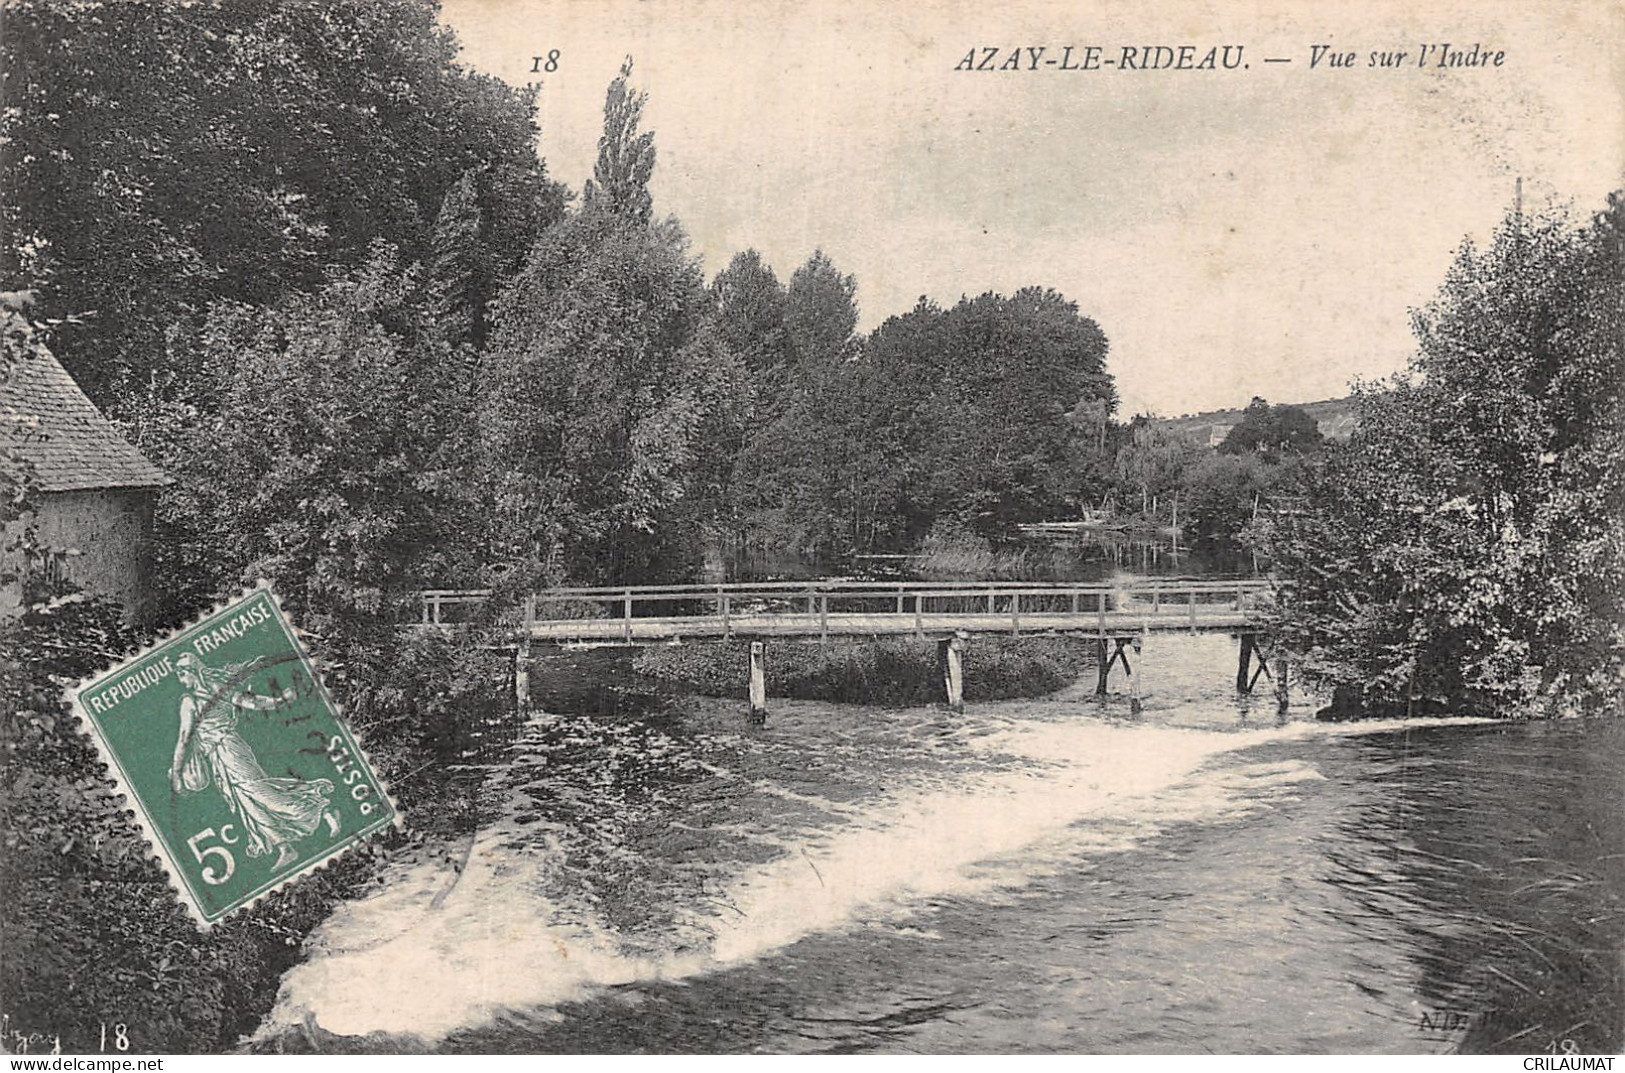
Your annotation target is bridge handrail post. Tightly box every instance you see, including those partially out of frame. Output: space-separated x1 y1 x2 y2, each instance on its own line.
624 589 633 643
914 593 923 639
1011 591 1020 636
819 593 828 643
1189 591 1197 631
721 591 731 640
422 594 432 626
1236 582 1245 611
1152 583 1161 615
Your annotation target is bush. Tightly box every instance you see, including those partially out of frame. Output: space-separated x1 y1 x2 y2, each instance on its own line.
321 624 516 832
633 635 1090 706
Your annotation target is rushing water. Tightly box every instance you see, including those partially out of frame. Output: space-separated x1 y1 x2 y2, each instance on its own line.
256 632 1623 1054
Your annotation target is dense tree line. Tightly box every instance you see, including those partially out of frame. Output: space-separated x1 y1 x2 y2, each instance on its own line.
10 2 1607 718
2 1 1126 631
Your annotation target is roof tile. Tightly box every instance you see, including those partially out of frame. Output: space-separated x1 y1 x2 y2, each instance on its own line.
1 349 171 492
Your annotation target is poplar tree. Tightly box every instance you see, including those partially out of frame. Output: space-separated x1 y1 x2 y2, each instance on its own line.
584 57 656 226
427 168 487 349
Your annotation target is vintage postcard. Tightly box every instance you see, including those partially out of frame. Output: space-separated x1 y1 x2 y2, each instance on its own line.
0 0 1620 1061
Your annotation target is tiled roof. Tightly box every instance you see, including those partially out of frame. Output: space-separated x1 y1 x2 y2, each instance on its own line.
1 348 171 492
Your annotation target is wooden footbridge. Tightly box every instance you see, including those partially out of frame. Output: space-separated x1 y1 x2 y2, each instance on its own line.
419 578 1275 643
416 578 1286 719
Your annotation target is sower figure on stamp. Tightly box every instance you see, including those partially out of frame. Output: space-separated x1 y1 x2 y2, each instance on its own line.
168 651 341 870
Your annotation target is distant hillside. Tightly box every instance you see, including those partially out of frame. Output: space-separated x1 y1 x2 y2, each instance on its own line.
1156 396 1358 448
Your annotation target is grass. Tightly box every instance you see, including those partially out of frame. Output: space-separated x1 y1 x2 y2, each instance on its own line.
915 523 1031 580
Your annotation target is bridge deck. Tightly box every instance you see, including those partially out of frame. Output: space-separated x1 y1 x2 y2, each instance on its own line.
524 606 1257 644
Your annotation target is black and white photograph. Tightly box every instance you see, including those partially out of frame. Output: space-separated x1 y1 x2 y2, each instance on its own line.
1 0 1621 1058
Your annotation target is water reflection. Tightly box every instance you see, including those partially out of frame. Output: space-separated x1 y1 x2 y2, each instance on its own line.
1327 723 1625 1053
723 532 1255 585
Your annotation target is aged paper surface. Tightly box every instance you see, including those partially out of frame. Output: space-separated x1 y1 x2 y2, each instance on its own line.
2 0 1620 1059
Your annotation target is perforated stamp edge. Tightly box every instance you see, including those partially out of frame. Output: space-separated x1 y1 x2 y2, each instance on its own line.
64 580 404 929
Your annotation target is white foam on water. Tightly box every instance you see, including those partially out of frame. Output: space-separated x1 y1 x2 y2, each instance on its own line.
702 720 1251 962
261 820 680 1041
259 712 1500 1044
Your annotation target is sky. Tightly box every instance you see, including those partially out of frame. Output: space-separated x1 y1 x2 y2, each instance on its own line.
439 0 1623 416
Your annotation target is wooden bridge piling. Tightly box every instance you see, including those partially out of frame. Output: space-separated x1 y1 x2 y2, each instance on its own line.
1237 633 1290 712
1236 632 1255 692
516 595 535 712
748 641 767 726
1129 633 1144 715
939 630 967 712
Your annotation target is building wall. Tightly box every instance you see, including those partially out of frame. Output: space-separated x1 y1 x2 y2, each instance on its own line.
0 488 159 623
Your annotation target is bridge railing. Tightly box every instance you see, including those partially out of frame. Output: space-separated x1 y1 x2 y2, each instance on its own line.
419 578 1275 634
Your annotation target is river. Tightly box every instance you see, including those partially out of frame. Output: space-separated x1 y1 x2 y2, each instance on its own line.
254 623 1623 1055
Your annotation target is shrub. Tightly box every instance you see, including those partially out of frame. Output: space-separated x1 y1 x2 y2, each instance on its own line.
916 520 1036 580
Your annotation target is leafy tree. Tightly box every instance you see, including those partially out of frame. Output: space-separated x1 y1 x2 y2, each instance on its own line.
724 250 882 554
126 247 468 633
731 284 1116 553
738 336 926 554
914 289 1114 531
479 210 724 585
784 250 859 366
1 0 565 405
1219 397 1325 456
583 56 656 226
712 250 793 377
1263 194 1624 717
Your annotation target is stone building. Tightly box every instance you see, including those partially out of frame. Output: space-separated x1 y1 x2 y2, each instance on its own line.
1 347 171 622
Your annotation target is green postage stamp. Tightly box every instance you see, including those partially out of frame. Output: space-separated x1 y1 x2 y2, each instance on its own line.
68 585 398 926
